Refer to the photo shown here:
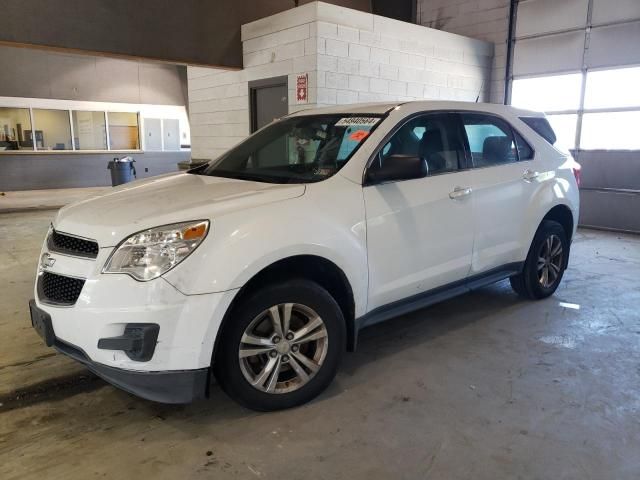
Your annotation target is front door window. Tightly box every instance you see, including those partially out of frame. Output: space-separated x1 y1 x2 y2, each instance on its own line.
371 113 465 177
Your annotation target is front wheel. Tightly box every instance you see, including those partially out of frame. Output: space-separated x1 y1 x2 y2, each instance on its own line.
214 280 345 411
510 220 569 300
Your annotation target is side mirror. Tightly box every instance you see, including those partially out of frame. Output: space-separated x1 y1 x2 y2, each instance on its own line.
367 154 428 184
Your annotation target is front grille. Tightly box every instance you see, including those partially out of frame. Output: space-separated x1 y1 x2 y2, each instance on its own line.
48 229 99 259
38 271 85 306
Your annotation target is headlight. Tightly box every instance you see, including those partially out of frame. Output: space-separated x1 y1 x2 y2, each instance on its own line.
103 220 209 281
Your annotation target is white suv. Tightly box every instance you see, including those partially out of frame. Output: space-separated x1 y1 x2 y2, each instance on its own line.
30 101 580 411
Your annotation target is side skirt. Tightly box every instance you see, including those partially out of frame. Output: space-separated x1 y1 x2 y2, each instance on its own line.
351 262 523 349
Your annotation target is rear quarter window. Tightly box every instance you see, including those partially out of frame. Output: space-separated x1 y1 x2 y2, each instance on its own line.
514 130 534 160
520 117 557 145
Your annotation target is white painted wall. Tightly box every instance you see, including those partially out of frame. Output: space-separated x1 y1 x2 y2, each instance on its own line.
188 1 494 161
417 0 510 104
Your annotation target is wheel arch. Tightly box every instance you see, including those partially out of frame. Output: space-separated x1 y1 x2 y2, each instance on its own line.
541 204 575 242
212 254 358 366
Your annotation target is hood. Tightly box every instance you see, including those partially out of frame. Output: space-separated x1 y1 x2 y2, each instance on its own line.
54 173 305 247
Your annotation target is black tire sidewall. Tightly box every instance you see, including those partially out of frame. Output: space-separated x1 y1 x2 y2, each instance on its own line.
524 220 568 299
215 279 345 411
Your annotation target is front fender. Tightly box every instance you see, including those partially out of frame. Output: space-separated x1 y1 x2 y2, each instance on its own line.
163 177 368 316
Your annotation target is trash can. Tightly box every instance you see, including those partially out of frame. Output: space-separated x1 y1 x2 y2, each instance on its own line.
108 156 136 186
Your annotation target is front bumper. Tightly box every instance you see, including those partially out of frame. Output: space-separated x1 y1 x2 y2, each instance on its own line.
31 240 238 403
55 335 209 404
30 298 210 403
33 263 237 371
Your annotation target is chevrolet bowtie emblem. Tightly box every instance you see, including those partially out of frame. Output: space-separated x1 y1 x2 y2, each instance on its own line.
40 252 56 269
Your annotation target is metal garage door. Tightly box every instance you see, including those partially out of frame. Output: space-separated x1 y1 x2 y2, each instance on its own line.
507 0 640 232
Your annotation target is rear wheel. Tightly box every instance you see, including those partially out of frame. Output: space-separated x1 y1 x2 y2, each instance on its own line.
510 220 568 300
215 280 345 411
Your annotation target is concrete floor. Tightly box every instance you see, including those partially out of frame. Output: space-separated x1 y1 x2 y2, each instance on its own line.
1 210 639 480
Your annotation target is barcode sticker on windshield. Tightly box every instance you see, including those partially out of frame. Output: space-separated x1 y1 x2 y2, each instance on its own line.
335 117 380 127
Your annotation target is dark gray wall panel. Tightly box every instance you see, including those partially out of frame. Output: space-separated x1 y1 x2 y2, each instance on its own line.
579 190 640 233
0 151 190 190
0 0 372 68
47 54 99 101
0 47 51 98
577 150 640 191
93 58 141 103
586 21 640 69
575 150 640 232
139 65 187 106
0 45 186 106
512 31 584 76
516 0 588 38
592 0 640 25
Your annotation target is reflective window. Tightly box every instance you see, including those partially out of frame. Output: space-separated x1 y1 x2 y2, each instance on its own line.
72 111 107 150
511 73 582 112
375 114 464 175
461 113 518 167
580 111 640 150
1 106 160 153
198 115 381 183
0 107 33 151
520 116 556 144
546 114 578 152
514 131 534 160
108 112 140 150
32 109 72 151
585 67 640 109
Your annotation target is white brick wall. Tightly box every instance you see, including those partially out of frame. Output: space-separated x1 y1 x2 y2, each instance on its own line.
188 1 494 160
187 68 248 160
312 7 493 108
188 17 317 160
417 0 510 103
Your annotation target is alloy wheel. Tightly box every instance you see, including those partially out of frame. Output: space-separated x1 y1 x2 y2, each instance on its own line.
238 303 328 394
537 234 563 288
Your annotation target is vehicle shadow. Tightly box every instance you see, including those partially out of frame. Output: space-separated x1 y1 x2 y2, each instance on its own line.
123 280 527 423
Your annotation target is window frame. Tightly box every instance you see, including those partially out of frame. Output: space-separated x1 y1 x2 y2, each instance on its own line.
0 106 35 151
106 111 142 151
202 113 386 184
363 111 472 186
71 110 109 151
31 107 75 151
459 112 535 169
363 110 535 185
0 105 145 154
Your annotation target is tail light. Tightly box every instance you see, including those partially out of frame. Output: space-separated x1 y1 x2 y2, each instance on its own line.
572 162 581 187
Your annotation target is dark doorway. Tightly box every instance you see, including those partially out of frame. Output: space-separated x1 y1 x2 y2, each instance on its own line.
248 76 289 167
249 76 289 133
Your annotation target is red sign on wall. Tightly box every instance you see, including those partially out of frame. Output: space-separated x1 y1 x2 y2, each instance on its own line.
296 73 308 104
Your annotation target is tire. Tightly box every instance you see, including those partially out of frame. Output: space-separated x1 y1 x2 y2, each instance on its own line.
214 279 346 411
510 220 569 300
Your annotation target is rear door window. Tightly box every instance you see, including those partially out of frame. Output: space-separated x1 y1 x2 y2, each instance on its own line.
461 113 519 167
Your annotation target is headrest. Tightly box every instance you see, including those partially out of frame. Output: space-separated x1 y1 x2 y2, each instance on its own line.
482 136 511 163
420 129 444 157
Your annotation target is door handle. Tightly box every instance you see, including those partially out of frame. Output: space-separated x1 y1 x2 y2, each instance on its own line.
449 186 472 200
523 169 540 182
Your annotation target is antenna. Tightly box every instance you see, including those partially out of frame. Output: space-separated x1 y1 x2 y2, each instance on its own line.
475 79 485 103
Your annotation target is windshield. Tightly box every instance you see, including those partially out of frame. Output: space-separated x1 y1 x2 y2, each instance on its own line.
193 114 384 184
